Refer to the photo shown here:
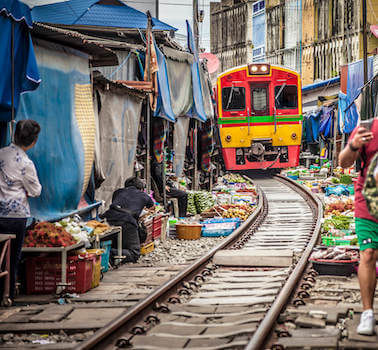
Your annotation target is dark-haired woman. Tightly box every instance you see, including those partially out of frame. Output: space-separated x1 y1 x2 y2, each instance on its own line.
101 177 154 263
0 120 42 301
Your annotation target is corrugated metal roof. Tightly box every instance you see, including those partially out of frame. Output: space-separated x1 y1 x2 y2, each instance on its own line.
32 0 176 31
32 0 98 25
32 22 119 67
76 4 175 31
302 76 340 92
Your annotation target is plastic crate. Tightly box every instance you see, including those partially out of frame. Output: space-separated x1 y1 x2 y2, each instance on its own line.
321 236 352 246
26 255 93 294
86 250 102 288
141 241 154 255
201 218 240 237
152 215 162 239
100 240 112 273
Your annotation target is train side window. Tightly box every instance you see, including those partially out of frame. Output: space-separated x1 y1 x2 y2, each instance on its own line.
251 86 268 115
222 87 246 111
275 85 298 109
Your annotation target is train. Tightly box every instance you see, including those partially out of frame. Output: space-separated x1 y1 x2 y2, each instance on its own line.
215 63 302 171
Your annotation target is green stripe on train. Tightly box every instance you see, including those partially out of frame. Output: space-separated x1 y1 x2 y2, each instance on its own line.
218 115 303 124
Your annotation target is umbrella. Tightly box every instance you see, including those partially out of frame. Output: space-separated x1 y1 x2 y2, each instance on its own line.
0 0 41 139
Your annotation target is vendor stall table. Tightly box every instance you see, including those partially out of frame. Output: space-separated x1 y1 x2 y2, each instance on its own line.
0 234 15 306
22 242 84 294
89 226 122 266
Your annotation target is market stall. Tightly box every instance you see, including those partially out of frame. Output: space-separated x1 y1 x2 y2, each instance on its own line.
21 218 122 294
283 165 364 276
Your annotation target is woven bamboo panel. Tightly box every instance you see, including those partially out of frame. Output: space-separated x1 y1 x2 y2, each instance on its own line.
74 84 96 196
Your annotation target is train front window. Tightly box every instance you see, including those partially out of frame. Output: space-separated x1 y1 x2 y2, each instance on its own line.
275 85 298 109
222 87 246 111
250 85 269 115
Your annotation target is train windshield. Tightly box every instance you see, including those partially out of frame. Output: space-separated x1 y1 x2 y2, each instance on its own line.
275 85 298 109
222 87 245 111
250 84 269 115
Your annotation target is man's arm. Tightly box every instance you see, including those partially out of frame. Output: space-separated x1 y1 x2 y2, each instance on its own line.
339 126 373 168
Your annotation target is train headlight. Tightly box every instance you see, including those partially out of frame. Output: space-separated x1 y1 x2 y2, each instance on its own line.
291 133 297 140
225 135 232 142
248 63 270 75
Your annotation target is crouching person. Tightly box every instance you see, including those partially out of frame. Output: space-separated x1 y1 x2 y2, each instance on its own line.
101 177 154 263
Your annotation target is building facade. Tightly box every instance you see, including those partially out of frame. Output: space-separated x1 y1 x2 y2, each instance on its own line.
210 0 378 84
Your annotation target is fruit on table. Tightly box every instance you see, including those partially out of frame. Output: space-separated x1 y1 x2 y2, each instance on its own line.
325 199 354 215
86 220 110 235
24 222 76 247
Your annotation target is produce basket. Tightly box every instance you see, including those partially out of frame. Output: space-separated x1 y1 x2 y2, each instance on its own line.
176 224 202 240
310 258 359 276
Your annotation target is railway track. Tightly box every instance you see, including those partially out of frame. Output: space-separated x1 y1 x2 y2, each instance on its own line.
76 175 323 350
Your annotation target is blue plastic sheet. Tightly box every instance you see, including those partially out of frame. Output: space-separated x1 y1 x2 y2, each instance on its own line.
344 57 373 133
338 92 347 133
153 41 175 122
186 20 206 122
16 45 91 221
325 185 350 196
304 110 321 142
319 107 334 138
0 0 40 122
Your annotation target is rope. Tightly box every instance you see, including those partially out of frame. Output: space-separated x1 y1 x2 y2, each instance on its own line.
107 52 131 80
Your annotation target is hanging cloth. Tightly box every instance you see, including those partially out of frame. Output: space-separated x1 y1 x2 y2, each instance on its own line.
200 118 214 172
152 117 167 162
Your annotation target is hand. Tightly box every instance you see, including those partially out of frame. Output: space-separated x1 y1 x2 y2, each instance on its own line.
350 127 374 149
165 186 170 192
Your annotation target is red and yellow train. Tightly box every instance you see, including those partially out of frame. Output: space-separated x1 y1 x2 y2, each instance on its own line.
216 63 302 170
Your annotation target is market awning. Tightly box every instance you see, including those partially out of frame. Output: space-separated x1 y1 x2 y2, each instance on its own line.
0 0 41 122
186 20 207 122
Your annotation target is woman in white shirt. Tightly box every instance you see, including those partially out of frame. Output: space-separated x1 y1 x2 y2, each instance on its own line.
0 120 41 301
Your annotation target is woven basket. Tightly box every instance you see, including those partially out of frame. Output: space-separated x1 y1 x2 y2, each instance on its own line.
176 224 202 240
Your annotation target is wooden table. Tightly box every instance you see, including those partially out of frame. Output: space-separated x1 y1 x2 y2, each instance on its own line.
0 234 16 306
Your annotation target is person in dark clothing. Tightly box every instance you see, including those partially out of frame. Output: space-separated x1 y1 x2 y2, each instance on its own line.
151 161 188 217
101 177 154 263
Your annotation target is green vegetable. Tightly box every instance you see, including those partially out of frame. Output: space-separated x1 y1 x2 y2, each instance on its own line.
340 174 352 185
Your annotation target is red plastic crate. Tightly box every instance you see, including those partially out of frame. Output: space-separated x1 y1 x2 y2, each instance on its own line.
26 255 93 294
152 215 162 239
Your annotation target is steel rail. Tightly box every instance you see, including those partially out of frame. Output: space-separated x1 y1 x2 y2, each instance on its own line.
245 174 323 350
77 180 265 350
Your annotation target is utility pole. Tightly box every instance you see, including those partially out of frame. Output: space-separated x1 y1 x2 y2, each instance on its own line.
193 0 199 190
362 0 368 83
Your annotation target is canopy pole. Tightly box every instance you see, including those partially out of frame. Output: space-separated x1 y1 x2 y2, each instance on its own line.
10 21 15 143
362 0 368 84
194 120 198 190
163 120 167 208
193 0 199 191
146 12 152 194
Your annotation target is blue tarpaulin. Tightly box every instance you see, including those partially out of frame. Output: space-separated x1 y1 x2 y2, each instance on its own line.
304 110 321 143
153 41 176 122
186 20 207 122
342 57 373 133
17 44 95 221
0 0 40 122
319 107 334 138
